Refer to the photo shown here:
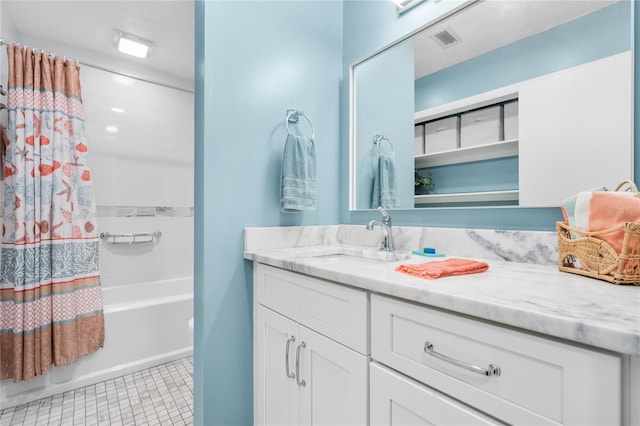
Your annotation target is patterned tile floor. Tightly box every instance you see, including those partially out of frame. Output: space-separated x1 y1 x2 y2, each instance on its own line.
0 357 193 426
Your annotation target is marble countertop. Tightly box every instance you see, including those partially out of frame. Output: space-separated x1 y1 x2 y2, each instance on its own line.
244 245 640 356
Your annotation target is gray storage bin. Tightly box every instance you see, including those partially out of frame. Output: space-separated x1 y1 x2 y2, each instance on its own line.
425 116 459 153
414 124 425 155
503 100 519 141
460 105 503 147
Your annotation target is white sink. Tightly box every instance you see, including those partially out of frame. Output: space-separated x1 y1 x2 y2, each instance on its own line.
306 247 411 262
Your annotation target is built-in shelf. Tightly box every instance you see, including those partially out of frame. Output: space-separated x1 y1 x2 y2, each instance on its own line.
415 139 518 169
414 189 519 205
415 88 520 123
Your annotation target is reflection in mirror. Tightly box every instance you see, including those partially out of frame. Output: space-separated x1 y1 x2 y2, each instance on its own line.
350 0 633 211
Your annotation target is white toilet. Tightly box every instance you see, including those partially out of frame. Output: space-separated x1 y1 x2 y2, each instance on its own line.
188 318 194 345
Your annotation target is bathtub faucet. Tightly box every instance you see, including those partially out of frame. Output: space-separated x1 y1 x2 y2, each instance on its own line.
366 206 395 252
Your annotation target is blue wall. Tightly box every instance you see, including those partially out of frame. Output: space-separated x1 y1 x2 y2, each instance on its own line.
194 1 342 424
354 38 415 209
193 1 638 423
635 1 639 181
342 0 634 231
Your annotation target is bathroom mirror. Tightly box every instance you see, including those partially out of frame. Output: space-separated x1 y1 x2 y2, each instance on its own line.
350 0 633 211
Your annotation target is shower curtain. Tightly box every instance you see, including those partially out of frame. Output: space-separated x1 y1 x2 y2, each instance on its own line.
0 45 104 381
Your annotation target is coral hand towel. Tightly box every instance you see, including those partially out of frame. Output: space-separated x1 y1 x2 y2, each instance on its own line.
396 258 489 280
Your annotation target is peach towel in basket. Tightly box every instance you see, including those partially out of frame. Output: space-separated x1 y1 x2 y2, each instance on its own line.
396 258 489 280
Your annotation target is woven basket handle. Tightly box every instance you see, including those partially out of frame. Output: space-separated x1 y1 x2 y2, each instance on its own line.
613 180 639 195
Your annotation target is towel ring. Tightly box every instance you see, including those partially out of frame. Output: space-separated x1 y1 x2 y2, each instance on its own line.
286 109 315 139
374 134 395 157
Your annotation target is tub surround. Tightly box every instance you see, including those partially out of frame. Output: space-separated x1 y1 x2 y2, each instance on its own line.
244 225 639 356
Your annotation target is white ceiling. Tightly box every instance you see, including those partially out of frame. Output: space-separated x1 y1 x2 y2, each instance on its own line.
415 0 617 79
3 0 194 83
1 0 617 84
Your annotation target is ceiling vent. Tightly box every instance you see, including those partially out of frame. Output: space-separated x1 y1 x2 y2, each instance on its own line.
432 28 461 48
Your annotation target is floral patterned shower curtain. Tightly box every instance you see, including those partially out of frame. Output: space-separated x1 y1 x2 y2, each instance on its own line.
0 45 104 381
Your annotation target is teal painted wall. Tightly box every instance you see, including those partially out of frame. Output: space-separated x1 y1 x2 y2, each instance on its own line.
194 1 342 424
354 38 414 209
193 1 638 423
342 0 635 231
635 1 639 183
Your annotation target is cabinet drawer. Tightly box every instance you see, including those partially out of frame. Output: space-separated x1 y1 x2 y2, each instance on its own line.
371 362 503 425
255 263 368 354
371 294 621 425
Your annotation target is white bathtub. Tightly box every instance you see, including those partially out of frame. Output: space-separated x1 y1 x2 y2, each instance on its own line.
0 277 193 409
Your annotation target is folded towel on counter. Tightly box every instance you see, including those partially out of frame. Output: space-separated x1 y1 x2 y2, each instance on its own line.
396 258 489 280
281 133 317 212
561 185 607 229
573 190 640 253
371 154 399 209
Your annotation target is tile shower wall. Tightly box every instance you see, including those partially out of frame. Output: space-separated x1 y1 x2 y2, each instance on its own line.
0 21 194 288
83 67 193 208
80 66 194 288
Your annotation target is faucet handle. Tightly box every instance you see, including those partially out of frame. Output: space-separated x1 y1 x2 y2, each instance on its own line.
378 206 391 224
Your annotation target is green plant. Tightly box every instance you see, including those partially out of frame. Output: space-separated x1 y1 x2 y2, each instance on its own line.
415 170 434 195
414 170 432 189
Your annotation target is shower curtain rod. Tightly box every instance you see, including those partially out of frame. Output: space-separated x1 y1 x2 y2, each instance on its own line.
0 37 194 94
1 37 79 65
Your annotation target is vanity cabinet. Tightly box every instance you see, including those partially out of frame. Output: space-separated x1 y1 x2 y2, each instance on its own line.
253 263 369 426
371 294 623 425
370 362 503 425
252 262 631 426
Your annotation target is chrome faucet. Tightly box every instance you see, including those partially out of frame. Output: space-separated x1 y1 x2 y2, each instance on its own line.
366 207 395 251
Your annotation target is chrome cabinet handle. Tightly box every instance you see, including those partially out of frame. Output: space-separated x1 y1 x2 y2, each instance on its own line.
285 336 296 379
295 342 307 387
424 341 501 377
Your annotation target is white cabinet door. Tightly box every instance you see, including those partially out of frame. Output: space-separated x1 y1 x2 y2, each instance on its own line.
370 363 503 426
298 325 369 426
254 305 299 426
255 305 369 426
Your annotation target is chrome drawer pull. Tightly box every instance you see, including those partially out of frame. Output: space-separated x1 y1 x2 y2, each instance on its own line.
285 336 296 379
295 342 307 387
424 341 501 377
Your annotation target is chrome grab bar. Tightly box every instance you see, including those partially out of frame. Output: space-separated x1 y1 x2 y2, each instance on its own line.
99 230 161 244
295 342 306 387
424 341 501 377
285 336 296 379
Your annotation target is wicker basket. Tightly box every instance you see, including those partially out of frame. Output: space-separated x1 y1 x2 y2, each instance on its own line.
557 181 640 285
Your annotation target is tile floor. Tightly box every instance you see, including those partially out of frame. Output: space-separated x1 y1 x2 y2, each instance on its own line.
0 357 193 426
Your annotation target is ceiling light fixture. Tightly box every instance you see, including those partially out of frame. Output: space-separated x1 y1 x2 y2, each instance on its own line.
392 0 426 13
114 30 154 58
